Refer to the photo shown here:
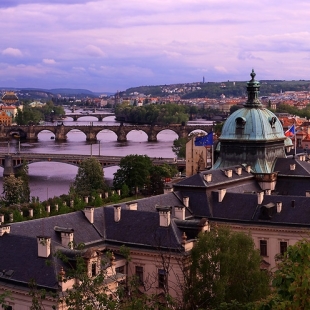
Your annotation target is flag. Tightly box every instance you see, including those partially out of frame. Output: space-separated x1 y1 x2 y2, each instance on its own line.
285 125 295 137
194 132 213 147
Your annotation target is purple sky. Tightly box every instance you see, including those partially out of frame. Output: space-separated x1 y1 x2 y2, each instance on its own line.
1 0 310 93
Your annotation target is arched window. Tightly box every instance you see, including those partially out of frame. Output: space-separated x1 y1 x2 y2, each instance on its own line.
235 117 246 129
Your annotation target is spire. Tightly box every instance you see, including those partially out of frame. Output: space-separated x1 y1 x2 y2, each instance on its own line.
244 69 262 108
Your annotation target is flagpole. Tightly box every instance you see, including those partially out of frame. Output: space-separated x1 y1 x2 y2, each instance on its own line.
294 118 296 157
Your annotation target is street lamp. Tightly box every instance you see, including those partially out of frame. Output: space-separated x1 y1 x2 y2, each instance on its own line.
98 140 101 156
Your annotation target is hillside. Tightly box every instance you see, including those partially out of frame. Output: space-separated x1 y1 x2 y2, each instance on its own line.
121 80 310 99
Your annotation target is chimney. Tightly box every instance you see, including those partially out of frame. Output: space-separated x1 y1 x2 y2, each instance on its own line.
257 191 264 204
46 205 50 213
265 189 271 195
126 202 137 210
55 204 58 212
84 207 94 224
276 201 282 213
218 188 226 202
174 206 185 220
0 214 4 224
29 209 33 218
290 164 296 170
84 196 89 203
61 231 74 249
183 196 189 208
246 165 251 173
105 192 109 198
37 236 51 258
114 205 121 222
224 169 232 178
204 174 212 182
235 167 242 175
158 207 171 227
117 189 121 196
0 224 10 236
164 185 174 194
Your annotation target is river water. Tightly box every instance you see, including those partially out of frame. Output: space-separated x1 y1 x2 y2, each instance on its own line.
0 113 181 201
0 112 211 201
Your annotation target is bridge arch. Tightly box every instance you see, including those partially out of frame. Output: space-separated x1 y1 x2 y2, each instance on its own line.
65 128 87 141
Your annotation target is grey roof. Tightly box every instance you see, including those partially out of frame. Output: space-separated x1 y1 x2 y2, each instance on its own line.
0 234 58 290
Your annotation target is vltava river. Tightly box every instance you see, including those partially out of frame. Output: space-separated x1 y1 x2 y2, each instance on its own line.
0 115 180 201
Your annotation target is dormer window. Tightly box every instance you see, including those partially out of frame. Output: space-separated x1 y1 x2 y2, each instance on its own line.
235 117 246 129
269 117 277 128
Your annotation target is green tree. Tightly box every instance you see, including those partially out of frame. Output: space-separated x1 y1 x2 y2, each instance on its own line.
2 174 28 206
172 137 189 159
73 158 106 197
183 226 270 310
113 155 153 193
270 238 310 309
16 161 30 203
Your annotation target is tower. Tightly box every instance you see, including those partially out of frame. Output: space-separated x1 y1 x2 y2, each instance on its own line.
213 70 291 173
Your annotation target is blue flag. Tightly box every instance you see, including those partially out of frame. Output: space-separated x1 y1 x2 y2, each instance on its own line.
194 132 213 146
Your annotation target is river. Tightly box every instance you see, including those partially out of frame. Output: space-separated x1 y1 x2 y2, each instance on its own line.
0 112 211 201
0 113 184 201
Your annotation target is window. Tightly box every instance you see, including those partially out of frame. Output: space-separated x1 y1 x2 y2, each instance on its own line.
260 240 267 256
91 262 97 277
135 266 144 285
158 269 167 289
280 241 288 255
116 265 125 274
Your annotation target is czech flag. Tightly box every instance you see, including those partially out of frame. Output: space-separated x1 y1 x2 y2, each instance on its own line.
194 132 213 146
285 125 295 137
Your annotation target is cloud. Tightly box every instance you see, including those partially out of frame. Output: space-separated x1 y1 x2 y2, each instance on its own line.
42 58 56 64
2 48 23 57
83 45 106 57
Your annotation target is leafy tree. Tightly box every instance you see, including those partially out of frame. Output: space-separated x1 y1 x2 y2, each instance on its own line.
172 137 190 159
2 174 27 206
147 164 178 195
15 161 30 203
183 226 270 310
73 158 106 197
269 238 310 309
113 155 153 193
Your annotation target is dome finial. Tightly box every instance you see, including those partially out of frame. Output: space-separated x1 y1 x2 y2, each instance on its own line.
250 69 256 81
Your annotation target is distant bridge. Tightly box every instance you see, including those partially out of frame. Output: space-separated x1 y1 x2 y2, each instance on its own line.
0 124 212 142
0 153 185 176
65 113 115 121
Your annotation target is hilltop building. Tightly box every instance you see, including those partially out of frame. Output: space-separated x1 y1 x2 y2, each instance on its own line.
1 91 19 105
2 71 310 308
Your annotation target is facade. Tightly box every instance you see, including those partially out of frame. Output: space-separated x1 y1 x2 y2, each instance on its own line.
0 110 12 125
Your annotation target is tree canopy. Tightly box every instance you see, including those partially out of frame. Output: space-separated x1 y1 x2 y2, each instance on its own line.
113 155 177 195
115 103 189 125
183 226 271 310
73 158 106 196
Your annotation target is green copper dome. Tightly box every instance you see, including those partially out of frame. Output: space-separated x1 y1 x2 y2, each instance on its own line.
220 70 286 142
213 70 287 173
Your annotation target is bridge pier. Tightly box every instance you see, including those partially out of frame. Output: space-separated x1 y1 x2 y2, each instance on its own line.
147 132 157 142
3 155 15 177
86 132 97 142
116 125 127 142
55 126 67 141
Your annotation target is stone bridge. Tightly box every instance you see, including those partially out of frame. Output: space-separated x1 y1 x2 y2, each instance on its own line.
0 124 212 142
0 154 185 176
65 113 115 121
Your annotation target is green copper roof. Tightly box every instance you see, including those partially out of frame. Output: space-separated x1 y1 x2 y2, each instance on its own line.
220 70 286 142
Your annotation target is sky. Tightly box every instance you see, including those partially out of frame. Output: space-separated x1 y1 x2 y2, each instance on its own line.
1 0 310 93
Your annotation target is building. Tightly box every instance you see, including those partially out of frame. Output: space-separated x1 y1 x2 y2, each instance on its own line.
1 91 18 105
2 71 310 308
